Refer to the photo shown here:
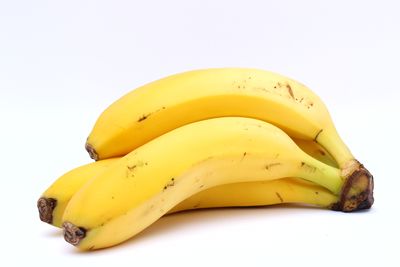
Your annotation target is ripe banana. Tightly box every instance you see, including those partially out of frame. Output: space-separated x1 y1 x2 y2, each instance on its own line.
37 158 119 227
62 117 343 250
85 68 373 210
37 138 337 228
169 178 337 213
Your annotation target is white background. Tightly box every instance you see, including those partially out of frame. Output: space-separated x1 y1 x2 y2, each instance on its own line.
1 0 399 266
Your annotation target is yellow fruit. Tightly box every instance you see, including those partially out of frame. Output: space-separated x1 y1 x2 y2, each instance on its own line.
63 117 343 249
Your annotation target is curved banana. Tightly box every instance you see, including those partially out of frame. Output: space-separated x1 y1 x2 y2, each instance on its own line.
86 68 350 163
85 68 373 210
37 139 337 228
170 178 337 213
63 117 343 250
37 158 119 227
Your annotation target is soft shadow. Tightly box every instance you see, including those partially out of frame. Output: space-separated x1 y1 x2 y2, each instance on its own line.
42 228 63 238
116 203 321 249
65 204 325 254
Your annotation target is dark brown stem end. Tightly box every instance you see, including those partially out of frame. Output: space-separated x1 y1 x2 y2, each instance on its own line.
85 142 99 161
331 160 374 212
37 197 57 224
62 221 86 246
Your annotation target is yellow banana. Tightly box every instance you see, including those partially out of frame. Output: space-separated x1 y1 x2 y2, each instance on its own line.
171 141 338 212
63 117 343 250
37 138 337 228
37 158 119 227
170 178 337 213
85 68 373 210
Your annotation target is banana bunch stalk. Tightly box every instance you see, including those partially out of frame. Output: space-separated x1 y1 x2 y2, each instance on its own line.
37 68 374 250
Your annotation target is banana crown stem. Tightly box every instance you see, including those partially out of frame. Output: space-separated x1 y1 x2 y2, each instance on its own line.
333 160 374 211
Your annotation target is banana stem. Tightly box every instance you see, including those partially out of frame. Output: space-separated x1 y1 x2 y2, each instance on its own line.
315 128 374 211
296 160 342 195
332 160 374 211
316 127 354 168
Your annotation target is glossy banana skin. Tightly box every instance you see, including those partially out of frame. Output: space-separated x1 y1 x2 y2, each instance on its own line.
86 68 352 167
85 68 373 212
37 68 374 251
170 178 337 214
62 117 342 250
38 158 119 227
37 138 337 227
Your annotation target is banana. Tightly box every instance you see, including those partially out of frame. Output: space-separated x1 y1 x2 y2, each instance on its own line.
86 68 348 163
170 178 337 213
171 140 339 212
85 68 373 210
37 158 119 227
37 138 337 228
62 117 344 250
291 138 337 168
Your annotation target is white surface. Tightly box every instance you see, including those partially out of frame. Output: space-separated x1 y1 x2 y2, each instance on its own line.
1 0 399 266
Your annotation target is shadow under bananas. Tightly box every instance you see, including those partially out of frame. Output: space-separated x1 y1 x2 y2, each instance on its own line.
79 204 324 253
41 228 63 238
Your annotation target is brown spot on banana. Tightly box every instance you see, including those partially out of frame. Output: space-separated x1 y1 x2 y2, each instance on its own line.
126 165 137 178
126 161 149 178
240 152 247 162
265 163 281 170
275 192 284 202
138 114 150 122
127 165 137 171
163 178 175 191
300 162 317 173
137 107 166 122
314 129 323 142
286 84 295 99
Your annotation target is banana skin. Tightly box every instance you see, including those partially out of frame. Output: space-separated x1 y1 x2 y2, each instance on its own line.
62 117 344 249
86 68 348 162
37 158 120 227
37 138 337 227
85 68 373 211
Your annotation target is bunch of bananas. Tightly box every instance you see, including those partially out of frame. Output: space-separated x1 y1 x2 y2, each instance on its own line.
37 68 374 250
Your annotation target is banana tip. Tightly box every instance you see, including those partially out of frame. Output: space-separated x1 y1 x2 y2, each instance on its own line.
37 197 57 224
332 161 374 212
62 221 86 246
85 142 99 161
